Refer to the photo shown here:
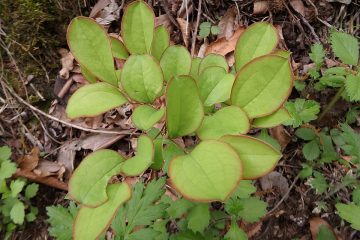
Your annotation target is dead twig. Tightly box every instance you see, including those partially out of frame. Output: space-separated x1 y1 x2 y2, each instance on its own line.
268 173 300 215
191 0 202 56
2 81 134 135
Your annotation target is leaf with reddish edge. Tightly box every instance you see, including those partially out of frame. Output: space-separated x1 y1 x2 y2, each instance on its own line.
160 45 192 82
66 82 128 119
121 54 163 103
252 107 291 128
169 140 242 202
73 183 131 240
220 135 281 179
110 37 129 60
197 106 250 140
68 149 125 207
151 25 170 61
231 55 293 119
198 53 228 74
121 135 154 176
166 75 204 138
67 17 118 86
234 22 279 71
121 1 155 54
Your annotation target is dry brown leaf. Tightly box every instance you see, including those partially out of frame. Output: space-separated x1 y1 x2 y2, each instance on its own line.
218 6 237 40
176 18 190 47
58 48 74 79
253 1 269 15
14 169 68 191
205 27 245 56
269 125 291 150
34 159 65 178
260 171 289 197
290 0 305 16
155 15 173 34
245 222 263 238
197 41 209 58
79 134 125 151
309 217 338 240
89 0 111 18
95 0 120 26
56 140 80 180
18 147 39 171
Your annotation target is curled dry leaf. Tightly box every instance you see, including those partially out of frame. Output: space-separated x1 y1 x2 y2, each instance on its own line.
309 217 338 240
260 171 289 197
218 5 237 40
58 48 74 79
18 147 39 171
205 27 245 56
253 1 269 15
269 125 291 150
33 159 66 178
95 0 120 26
89 0 111 18
155 15 173 34
176 17 190 47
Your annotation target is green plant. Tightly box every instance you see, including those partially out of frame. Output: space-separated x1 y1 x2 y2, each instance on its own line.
199 22 220 38
0 146 39 239
306 30 359 120
63 1 294 238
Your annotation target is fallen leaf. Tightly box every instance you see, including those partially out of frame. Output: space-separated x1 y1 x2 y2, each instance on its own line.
218 6 237 40
260 171 289 197
18 147 39 171
34 159 65 178
14 169 67 191
89 0 111 18
269 126 291 150
58 48 74 79
56 140 80 180
95 0 120 26
309 217 338 240
177 18 191 47
253 1 269 15
205 27 245 56
290 0 305 16
155 15 173 34
79 134 125 151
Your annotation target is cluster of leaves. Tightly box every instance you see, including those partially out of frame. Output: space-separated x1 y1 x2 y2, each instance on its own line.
0 146 39 239
294 125 360 228
300 30 359 101
48 178 267 239
61 0 298 238
199 22 220 38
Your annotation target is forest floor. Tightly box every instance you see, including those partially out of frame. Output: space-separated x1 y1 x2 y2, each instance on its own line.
1 0 360 239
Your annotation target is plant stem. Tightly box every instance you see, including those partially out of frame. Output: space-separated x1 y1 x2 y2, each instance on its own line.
318 85 345 121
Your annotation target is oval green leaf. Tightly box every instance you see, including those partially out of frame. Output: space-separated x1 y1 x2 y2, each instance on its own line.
169 140 242 202
166 75 204 138
235 22 279 71
121 1 154 54
199 54 228 74
198 66 235 106
68 149 125 206
272 49 291 58
66 82 128 119
151 25 170 61
121 135 154 176
160 45 192 82
121 54 163 103
73 183 131 240
220 135 281 179
151 138 164 170
67 17 117 86
110 37 129 60
197 106 250 140
190 57 202 80
252 107 291 128
231 55 293 118
80 64 97 84
132 105 165 131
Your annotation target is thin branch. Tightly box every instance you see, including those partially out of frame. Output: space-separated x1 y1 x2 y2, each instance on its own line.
2 81 134 135
191 0 202 56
